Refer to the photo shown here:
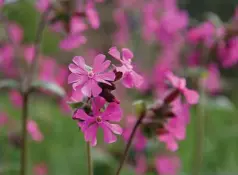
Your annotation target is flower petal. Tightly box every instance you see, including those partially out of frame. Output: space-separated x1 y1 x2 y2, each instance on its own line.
108 47 121 61
93 54 111 73
104 122 123 135
102 102 122 122
100 123 117 144
73 109 91 120
92 96 106 115
95 71 115 83
122 48 133 61
183 88 199 104
84 124 98 146
91 80 102 97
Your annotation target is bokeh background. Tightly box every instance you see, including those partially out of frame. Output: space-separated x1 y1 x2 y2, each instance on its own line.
1 0 238 175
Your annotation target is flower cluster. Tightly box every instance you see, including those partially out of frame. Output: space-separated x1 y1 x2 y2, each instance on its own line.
68 47 144 146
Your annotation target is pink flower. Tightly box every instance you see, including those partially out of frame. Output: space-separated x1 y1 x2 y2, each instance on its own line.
69 87 84 102
9 23 23 44
24 45 35 64
39 58 56 82
135 154 147 175
68 55 115 97
123 116 147 151
108 47 144 88
0 113 8 126
155 155 181 175
33 163 48 175
59 34 87 51
9 90 23 108
166 71 199 104
85 2 100 29
27 120 44 142
70 17 88 34
36 0 50 13
201 63 221 93
73 97 123 146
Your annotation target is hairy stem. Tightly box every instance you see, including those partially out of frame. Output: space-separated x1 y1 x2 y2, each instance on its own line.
20 93 29 175
191 82 205 175
86 142 93 175
115 114 145 175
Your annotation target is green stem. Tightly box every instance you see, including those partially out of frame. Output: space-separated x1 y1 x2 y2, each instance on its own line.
191 82 205 175
115 114 145 175
87 142 93 175
20 93 29 175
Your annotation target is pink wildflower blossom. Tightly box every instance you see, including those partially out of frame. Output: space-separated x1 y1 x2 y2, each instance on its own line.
27 120 44 142
68 55 115 97
59 35 87 51
73 97 123 146
9 90 23 108
166 71 199 104
108 47 144 88
33 163 48 175
155 155 181 175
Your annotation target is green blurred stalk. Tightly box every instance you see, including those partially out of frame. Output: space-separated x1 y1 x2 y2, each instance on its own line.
20 93 29 175
87 142 93 175
191 81 206 175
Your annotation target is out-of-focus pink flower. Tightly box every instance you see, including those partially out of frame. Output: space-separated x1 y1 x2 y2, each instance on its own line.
36 0 50 13
188 51 200 67
9 90 23 108
135 154 147 175
201 63 221 93
73 97 123 146
158 98 190 151
27 120 44 142
218 37 238 68
113 9 130 45
70 17 88 34
59 98 71 114
33 163 48 175
55 66 68 86
108 47 144 88
39 58 56 82
166 72 199 104
187 22 215 47
9 23 23 44
123 116 147 151
155 155 181 175
68 55 115 97
24 45 35 64
0 0 4 8
59 34 87 51
85 2 100 29
0 113 8 126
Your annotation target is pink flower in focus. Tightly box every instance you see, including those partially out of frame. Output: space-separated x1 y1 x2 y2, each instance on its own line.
0 113 8 126
36 0 50 13
9 90 23 108
85 2 100 29
73 97 123 146
166 72 199 104
68 55 115 97
33 163 48 175
155 155 181 175
69 87 84 102
123 116 147 151
108 47 144 88
9 23 23 44
201 63 221 93
27 120 44 142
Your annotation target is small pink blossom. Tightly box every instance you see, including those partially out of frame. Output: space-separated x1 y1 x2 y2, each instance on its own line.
85 2 100 29
9 90 23 108
123 116 147 151
108 47 144 88
166 71 199 104
59 34 87 51
70 17 88 34
36 0 50 13
73 97 123 146
9 23 23 44
24 45 35 64
33 163 48 175
155 155 181 175
27 120 44 142
0 113 8 126
68 55 115 97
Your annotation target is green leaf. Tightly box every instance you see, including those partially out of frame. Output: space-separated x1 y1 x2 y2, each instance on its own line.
67 101 84 109
32 81 66 97
0 79 20 90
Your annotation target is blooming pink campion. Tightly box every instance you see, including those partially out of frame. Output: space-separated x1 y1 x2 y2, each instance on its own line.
166 71 199 104
108 47 144 88
33 163 48 175
27 120 44 142
9 90 23 108
73 97 123 146
155 155 181 175
68 55 115 97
